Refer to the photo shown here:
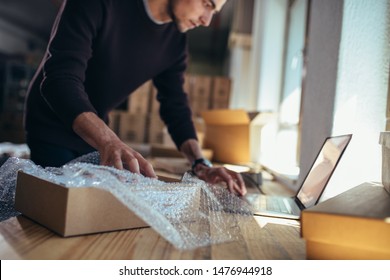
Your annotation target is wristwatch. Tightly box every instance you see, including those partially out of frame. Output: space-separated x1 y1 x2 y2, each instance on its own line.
191 158 213 173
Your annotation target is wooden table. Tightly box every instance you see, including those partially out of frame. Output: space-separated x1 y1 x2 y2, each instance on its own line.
0 214 304 260
0 170 305 260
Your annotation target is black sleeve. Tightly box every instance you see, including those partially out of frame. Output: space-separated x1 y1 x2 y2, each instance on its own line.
153 52 198 150
40 0 106 128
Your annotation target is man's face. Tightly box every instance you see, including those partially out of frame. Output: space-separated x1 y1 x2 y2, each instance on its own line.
169 0 227 33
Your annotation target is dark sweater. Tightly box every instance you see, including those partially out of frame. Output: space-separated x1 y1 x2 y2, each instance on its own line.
25 0 197 154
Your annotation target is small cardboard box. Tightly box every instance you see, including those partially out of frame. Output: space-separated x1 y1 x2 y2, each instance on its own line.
201 109 274 164
14 171 149 237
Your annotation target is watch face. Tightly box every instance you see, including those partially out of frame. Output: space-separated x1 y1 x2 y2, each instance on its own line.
192 158 213 170
203 158 212 167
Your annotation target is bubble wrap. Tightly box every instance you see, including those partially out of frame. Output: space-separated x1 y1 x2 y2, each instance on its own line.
0 152 253 250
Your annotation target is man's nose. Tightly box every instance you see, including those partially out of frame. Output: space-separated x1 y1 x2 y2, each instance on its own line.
199 10 213 27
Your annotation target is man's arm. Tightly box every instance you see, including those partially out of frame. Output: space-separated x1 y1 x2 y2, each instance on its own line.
72 112 156 178
180 139 247 196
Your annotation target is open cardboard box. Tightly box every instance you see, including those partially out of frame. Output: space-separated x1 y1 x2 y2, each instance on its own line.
201 109 275 164
14 171 178 237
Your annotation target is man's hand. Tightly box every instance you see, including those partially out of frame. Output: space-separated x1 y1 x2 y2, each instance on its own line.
99 137 156 177
73 112 157 178
193 164 247 196
180 139 247 196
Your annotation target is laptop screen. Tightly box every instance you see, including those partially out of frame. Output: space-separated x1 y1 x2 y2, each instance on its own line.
296 134 352 208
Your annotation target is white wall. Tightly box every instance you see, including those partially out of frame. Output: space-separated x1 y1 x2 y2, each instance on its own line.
300 0 390 198
298 0 343 190
322 0 390 199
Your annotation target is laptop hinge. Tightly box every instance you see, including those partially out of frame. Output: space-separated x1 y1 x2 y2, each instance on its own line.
294 197 306 211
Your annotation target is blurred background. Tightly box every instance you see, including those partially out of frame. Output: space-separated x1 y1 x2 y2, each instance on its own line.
0 0 389 199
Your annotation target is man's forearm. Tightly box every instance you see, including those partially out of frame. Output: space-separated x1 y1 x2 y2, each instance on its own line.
72 111 156 177
72 111 119 150
179 139 203 164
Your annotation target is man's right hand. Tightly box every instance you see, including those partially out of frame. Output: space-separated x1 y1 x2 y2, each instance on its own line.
73 112 157 178
99 137 156 177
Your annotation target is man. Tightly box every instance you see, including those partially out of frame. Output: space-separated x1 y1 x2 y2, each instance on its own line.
24 0 246 196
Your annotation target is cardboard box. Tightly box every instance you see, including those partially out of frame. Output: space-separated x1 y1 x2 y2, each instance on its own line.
150 144 183 158
118 112 147 143
14 171 149 237
190 75 212 117
301 182 390 260
201 109 274 164
183 74 194 95
149 86 159 115
162 127 176 148
161 118 206 148
127 81 152 114
153 157 191 174
108 110 121 135
150 74 193 115
150 144 213 160
211 76 231 109
147 114 165 144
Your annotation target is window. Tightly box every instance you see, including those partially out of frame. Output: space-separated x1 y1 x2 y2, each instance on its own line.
260 0 309 178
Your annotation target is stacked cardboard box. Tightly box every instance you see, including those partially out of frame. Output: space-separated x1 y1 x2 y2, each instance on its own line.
127 81 152 114
211 76 231 110
147 114 165 145
189 75 212 117
110 75 232 148
148 86 165 146
118 112 147 143
109 81 150 144
108 110 121 136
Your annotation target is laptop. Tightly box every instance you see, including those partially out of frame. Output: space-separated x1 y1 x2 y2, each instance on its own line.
244 134 352 219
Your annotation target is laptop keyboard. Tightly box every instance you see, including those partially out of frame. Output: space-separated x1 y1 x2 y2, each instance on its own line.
260 196 292 214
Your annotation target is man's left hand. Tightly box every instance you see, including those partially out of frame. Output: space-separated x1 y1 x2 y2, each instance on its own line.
193 164 247 196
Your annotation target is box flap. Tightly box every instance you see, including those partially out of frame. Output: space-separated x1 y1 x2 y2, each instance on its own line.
201 109 250 125
250 112 277 126
247 111 261 122
303 182 390 218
